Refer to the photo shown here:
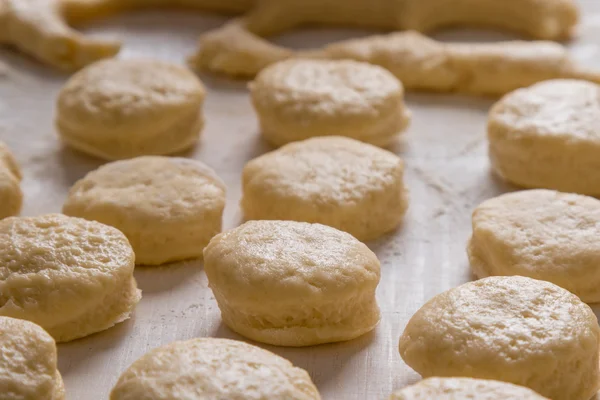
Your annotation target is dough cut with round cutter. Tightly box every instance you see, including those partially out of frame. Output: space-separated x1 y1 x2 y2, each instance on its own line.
469 189 600 303
63 156 226 265
203 220 381 347
389 377 549 400
0 141 22 220
399 276 600 400
0 214 141 342
250 59 411 147
488 79 600 195
56 59 205 160
109 337 321 400
242 136 408 241
0 316 65 400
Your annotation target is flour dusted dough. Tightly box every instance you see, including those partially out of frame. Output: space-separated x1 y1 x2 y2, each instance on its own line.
56 59 205 160
389 378 549 400
0 316 65 400
0 141 22 220
399 276 600 400
0 214 141 342
250 59 410 147
488 79 600 194
203 220 381 347
242 136 408 241
63 156 226 265
469 189 600 303
110 338 321 400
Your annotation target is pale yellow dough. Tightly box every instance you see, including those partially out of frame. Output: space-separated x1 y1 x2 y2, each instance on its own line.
63 156 226 265
0 141 22 220
0 214 141 342
488 79 600 194
242 136 408 241
110 338 321 400
399 276 600 400
389 377 549 400
469 189 600 303
250 59 410 147
203 220 381 347
56 59 205 160
0 316 65 400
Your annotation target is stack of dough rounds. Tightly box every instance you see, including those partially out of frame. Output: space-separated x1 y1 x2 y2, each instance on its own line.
203 220 381 347
109 337 321 400
0 214 141 342
0 141 22 219
389 377 549 400
242 136 408 241
469 189 600 302
63 156 226 265
399 276 600 400
488 79 600 195
250 59 411 147
56 59 206 160
0 316 65 400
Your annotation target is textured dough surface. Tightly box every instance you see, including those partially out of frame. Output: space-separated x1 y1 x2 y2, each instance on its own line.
0 141 22 220
489 79 600 194
63 156 226 265
203 220 381 346
389 377 549 400
399 276 600 400
56 58 205 160
242 136 408 241
110 337 321 400
250 59 410 147
0 214 140 342
0 316 65 400
469 189 600 303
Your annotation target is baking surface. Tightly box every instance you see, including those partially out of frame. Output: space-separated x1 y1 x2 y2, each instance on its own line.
1 3 600 399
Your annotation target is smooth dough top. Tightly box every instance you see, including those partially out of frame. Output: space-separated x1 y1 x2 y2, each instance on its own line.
243 136 403 207
250 59 404 118
0 214 135 328
109 338 321 400
203 220 380 302
0 141 21 180
57 59 205 133
489 79 600 143
64 156 226 224
389 377 549 400
0 316 60 400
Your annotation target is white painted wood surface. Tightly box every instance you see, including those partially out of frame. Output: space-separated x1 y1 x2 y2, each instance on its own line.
1 2 599 398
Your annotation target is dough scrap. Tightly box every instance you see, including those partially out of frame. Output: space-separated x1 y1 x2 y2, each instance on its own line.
0 141 22 220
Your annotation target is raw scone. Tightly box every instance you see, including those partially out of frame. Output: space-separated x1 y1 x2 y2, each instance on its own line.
389 377 549 400
0 141 22 220
242 136 408 241
56 59 205 160
488 79 600 195
250 59 410 147
469 189 600 303
399 276 600 400
109 338 321 400
0 214 141 342
0 316 65 400
63 156 226 265
203 220 381 347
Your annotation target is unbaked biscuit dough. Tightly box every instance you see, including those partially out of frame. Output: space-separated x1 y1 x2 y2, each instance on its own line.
488 79 600 194
242 136 408 241
204 220 381 347
250 59 410 147
399 276 600 400
0 316 65 400
63 156 226 265
0 214 141 342
56 59 205 160
0 141 22 220
110 338 321 400
389 377 549 400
